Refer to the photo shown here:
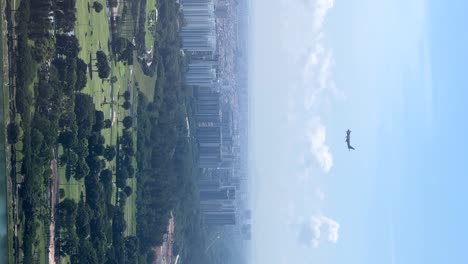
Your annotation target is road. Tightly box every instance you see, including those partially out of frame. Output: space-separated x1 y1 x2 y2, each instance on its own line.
48 157 59 264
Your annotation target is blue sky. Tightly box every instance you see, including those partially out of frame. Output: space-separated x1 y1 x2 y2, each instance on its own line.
249 0 468 263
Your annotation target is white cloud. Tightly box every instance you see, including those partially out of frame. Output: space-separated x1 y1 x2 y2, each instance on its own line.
312 0 334 32
311 214 340 247
302 45 337 111
307 118 333 173
299 214 340 248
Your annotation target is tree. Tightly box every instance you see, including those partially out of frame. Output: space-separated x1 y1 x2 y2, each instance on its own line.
75 159 90 180
60 150 78 166
112 35 126 55
59 111 77 129
88 132 105 146
92 144 105 156
120 130 133 146
58 130 78 149
31 128 45 155
122 145 134 157
122 101 131 110
123 90 131 101
58 199 77 226
74 138 89 158
103 145 116 161
124 236 139 263
115 169 128 189
60 225 79 256
76 58 88 91
95 50 110 79
118 192 127 208
87 155 104 175
122 116 133 129
92 1 103 12
93 110 105 131
123 186 133 197
59 189 65 199
126 164 135 178
100 169 112 183
7 122 20 144
110 76 118 84
56 34 80 58
104 119 112 128
75 93 96 138
75 200 92 260
109 0 118 8
32 36 55 63
55 0 77 32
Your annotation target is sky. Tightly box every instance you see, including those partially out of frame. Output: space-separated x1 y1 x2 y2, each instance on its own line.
249 0 468 263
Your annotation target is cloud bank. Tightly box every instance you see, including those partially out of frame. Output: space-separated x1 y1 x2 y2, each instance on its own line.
307 118 333 173
278 0 340 252
298 214 340 248
281 0 337 175
312 0 334 32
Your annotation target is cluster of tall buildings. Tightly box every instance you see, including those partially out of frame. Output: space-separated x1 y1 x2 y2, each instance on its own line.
194 87 241 226
180 0 217 59
180 0 249 229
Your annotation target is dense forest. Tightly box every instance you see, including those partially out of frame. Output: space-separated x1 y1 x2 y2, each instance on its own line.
9 0 218 262
11 0 137 262
134 0 189 255
132 0 217 262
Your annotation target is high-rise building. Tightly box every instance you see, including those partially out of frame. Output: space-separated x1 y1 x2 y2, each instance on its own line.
195 88 222 168
204 209 237 225
199 186 235 201
198 146 221 168
241 224 251 240
214 5 228 19
180 0 217 55
185 60 217 87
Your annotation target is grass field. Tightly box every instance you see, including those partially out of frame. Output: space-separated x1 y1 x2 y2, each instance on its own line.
133 59 157 99
124 176 137 236
58 0 113 206
144 0 156 49
58 1 142 253
57 147 84 203
35 221 46 264
60 0 117 199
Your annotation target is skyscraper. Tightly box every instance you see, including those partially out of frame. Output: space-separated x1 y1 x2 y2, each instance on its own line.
180 0 217 56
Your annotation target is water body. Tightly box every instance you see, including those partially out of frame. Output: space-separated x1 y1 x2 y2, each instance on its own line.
0 0 9 261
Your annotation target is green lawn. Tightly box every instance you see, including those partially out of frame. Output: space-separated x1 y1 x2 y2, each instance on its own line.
54 3 155 263
133 58 157 100
124 176 137 236
120 73 138 237
59 0 141 248
34 221 46 264
58 146 84 202
144 0 156 49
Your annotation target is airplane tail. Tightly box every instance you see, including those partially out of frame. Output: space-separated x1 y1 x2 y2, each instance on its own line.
348 146 355 151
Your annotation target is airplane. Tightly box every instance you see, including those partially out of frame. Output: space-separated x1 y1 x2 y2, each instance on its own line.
345 129 355 151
